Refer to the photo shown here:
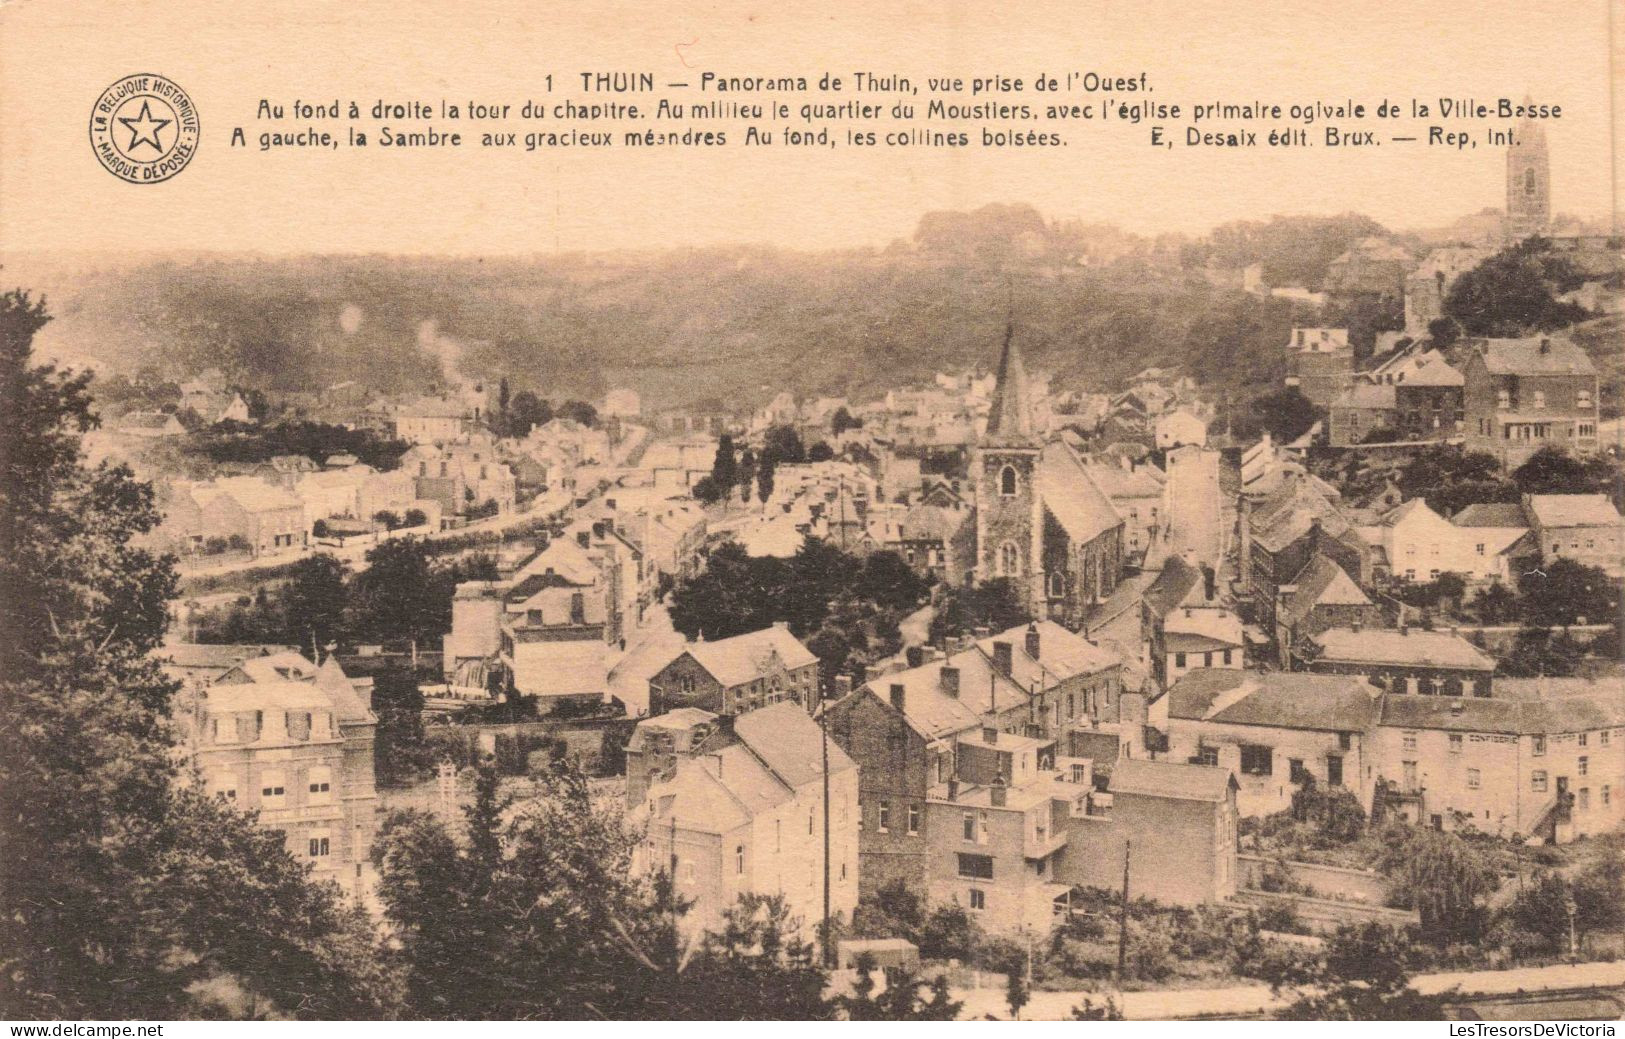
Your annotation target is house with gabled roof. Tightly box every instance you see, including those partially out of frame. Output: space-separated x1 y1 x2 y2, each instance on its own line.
647 623 820 718
1163 669 1384 817
626 702 859 940
174 648 377 896
1463 335 1599 468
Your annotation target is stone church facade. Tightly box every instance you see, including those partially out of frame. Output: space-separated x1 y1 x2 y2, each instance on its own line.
974 329 1125 628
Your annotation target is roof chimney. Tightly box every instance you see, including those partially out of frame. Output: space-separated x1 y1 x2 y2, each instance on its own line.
906 645 925 668
1202 564 1217 602
992 640 1014 678
575 530 590 547
982 726 998 745
889 683 906 713
1024 623 1041 662
1539 338 1551 355
989 775 1008 807
834 674 853 698
940 665 960 698
1399 622 1409 636
946 778 959 801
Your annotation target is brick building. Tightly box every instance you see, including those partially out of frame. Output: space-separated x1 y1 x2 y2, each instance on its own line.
1299 623 1496 698
1163 669 1383 818
1463 336 1599 469
647 623 820 717
172 649 378 896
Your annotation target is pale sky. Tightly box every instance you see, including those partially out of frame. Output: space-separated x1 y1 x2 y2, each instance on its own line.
0 0 1617 256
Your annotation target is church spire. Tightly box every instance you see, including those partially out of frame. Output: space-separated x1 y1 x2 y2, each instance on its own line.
985 321 1034 442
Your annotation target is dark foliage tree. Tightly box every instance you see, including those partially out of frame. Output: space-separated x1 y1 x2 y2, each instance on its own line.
918 904 979 962
280 553 351 651
1495 626 1587 678
1378 830 1495 945
831 407 862 435
557 399 598 427
808 441 835 462
690 474 725 506
928 579 1032 645
1519 558 1618 627
1444 238 1592 336
836 954 960 1021
0 289 396 1018
507 390 552 438
762 424 807 466
1512 446 1618 498
372 668 435 787
346 537 477 646
191 419 408 472
711 434 738 489
1246 388 1321 444
1265 923 1443 1020
376 759 844 1019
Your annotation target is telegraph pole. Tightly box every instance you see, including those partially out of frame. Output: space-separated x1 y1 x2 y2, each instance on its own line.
1116 838 1132 982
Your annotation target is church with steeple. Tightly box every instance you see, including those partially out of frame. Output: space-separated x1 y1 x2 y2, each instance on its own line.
1504 103 1551 241
974 326 1125 628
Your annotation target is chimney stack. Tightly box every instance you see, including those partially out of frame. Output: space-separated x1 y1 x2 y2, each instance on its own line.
906 645 925 668
947 778 959 801
992 640 1014 678
1024 623 1041 662
1202 564 1217 602
1399 622 1409 636
989 775 1008 807
940 665 961 698
576 530 590 547
982 726 999 745
833 674 853 698
1539 338 1551 355
889 683 906 713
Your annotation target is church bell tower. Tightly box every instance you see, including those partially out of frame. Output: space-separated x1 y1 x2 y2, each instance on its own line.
975 324 1043 613
1505 104 1550 242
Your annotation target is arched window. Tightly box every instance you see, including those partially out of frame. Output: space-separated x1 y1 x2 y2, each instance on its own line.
1048 571 1065 599
999 542 1021 577
1525 169 1536 196
1000 465 1018 497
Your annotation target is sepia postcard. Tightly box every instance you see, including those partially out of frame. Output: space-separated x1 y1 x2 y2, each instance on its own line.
1 0 1622 1026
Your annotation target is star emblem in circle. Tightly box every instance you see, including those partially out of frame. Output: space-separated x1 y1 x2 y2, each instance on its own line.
117 99 172 153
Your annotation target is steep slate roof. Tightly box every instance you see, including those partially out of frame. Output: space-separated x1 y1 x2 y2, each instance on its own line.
1110 758 1235 803
1312 628 1495 671
1036 442 1123 546
861 668 984 741
972 620 1120 687
1251 477 1358 555
1474 336 1595 376
1163 631 1241 653
1141 556 1204 619
160 642 291 671
1332 384 1397 409
203 679 334 714
1526 494 1622 528
1280 553 1371 627
735 701 857 789
1167 669 1381 732
1380 684 1625 736
316 654 375 724
1452 503 1530 528
984 327 1034 442
1388 351 1464 387
685 626 819 688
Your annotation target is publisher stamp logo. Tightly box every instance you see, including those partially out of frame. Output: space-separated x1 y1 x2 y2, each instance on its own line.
89 74 200 183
